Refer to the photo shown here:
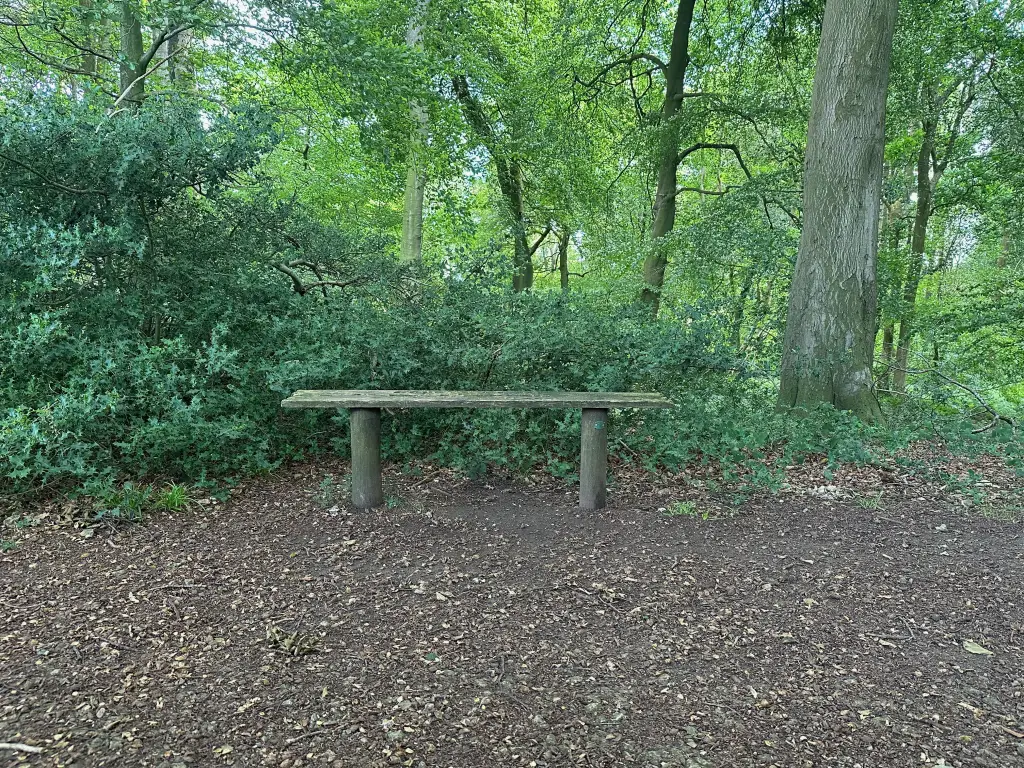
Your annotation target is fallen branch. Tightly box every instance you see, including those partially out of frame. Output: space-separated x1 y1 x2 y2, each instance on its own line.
0 743 43 754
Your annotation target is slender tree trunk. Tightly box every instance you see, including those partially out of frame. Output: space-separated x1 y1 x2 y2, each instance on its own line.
640 0 697 313
401 148 427 263
776 0 897 423
558 227 570 291
893 117 936 393
879 324 895 390
452 74 532 290
400 0 430 263
876 196 898 391
732 268 754 350
119 0 145 107
504 160 532 291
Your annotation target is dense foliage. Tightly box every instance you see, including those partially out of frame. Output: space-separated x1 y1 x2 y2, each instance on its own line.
1 0 1022 494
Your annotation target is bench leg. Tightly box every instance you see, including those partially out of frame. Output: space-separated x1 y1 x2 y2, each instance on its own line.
350 407 383 509
580 408 608 510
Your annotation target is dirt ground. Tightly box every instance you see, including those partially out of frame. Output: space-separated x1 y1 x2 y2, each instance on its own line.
2 461 1024 768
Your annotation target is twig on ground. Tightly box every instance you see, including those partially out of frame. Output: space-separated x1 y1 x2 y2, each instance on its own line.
0 599 43 610
151 582 205 590
285 722 344 744
410 470 447 488
96 636 136 652
616 439 642 460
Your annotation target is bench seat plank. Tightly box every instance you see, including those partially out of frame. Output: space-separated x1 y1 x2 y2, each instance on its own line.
282 390 673 410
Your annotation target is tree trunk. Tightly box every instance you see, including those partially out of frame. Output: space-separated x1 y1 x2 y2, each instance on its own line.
452 74 532 290
504 159 532 291
81 0 97 78
776 0 898 423
400 0 430 263
639 0 697 313
558 227 570 291
892 117 936 393
165 28 195 88
879 324 895 390
401 148 427 263
119 1 145 107
732 267 754 350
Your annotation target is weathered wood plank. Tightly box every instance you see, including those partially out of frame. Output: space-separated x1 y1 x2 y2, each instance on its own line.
282 390 673 410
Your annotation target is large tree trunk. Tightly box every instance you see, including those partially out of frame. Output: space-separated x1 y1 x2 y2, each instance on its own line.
776 0 898 423
119 1 145 107
639 0 697 313
892 117 936 393
400 0 430 263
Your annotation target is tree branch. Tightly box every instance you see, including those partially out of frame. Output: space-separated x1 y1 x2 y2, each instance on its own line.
575 52 668 91
528 224 553 256
7 25 113 81
987 69 1024 125
112 48 181 108
677 142 753 178
0 151 106 196
138 23 193 73
934 80 976 175
273 262 364 296
890 366 1016 434
48 24 118 64
672 185 734 198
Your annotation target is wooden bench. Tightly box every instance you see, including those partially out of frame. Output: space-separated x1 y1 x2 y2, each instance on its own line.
281 390 673 510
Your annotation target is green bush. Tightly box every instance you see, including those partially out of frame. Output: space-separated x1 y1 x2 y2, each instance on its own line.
3 92 1020 497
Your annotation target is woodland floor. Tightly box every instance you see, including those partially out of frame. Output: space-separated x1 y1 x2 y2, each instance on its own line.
2 458 1024 768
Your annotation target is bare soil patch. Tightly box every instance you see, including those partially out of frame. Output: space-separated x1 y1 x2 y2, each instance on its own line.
2 462 1024 768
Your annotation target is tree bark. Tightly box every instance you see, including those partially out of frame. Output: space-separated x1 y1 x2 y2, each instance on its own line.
776 0 897 423
119 0 145 107
640 0 697 313
400 0 430 263
892 116 936 393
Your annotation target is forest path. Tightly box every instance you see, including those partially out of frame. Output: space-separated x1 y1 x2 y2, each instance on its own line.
2 463 1023 768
